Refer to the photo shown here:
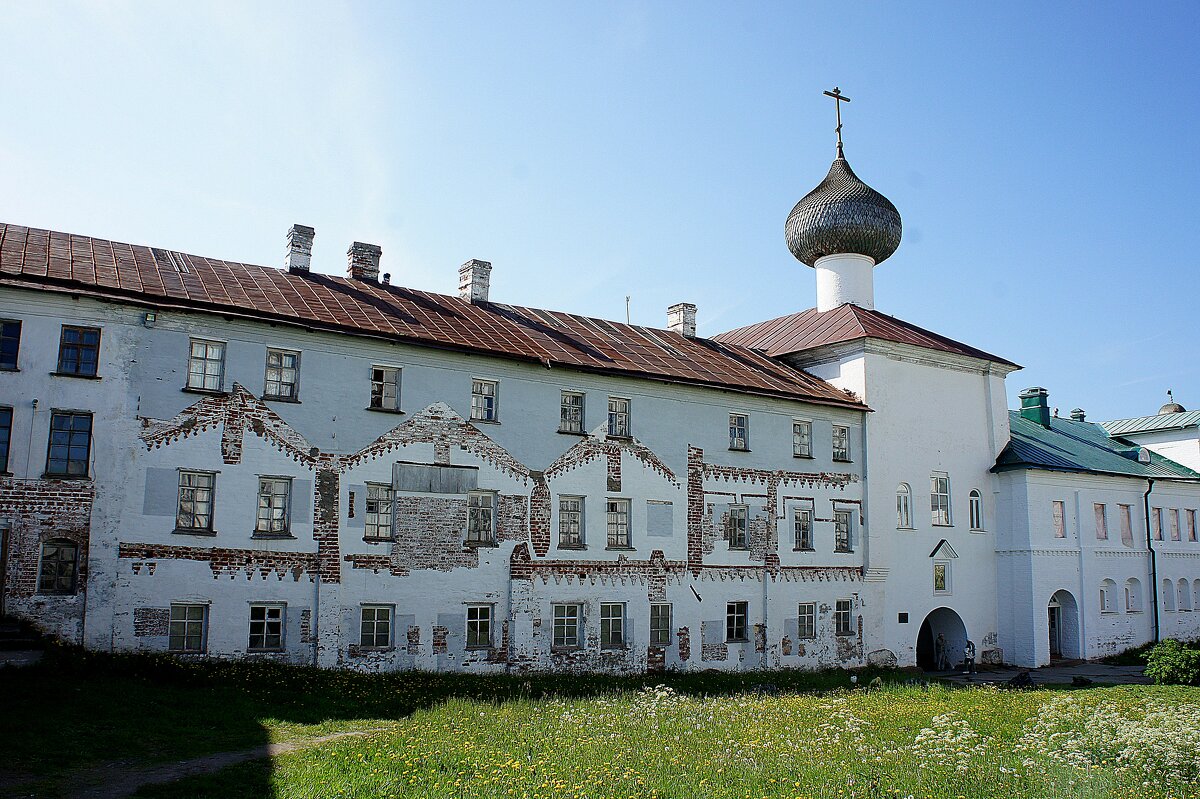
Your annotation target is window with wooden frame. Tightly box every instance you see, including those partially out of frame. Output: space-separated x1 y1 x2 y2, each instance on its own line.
364 483 393 540
559 391 584 433
248 604 285 651
186 339 225 391
557 495 584 548
834 509 853 553
254 477 292 536
370 366 401 411
45 411 92 477
37 539 79 595
607 397 630 437
466 604 493 648
649 603 672 646
471 379 498 422
263 348 300 400
725 601 748 642
792 420 812 458
169 604 208 653
794 505 814 550
56 325 101 376
606 498 630 548
834 598 853 636
727 505 749 550
600 602 625 649
176 470 216 532
832 425 851 461
0 320 21 370
797 602 816 639
729 413 749 451
552 603 581 648
466 491 496 544
359 605 392 648
930 473 952 526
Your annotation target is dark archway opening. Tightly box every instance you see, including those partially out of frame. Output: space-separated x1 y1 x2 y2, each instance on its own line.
916 607 968 671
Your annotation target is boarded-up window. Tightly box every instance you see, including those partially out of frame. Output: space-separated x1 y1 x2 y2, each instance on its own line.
1152 507 1163 540
1094 503 1108 540
1170 509 1181 541
1188 510 1198 542
1119 504 1134 547
1052 501 1066 538
646 500 672 537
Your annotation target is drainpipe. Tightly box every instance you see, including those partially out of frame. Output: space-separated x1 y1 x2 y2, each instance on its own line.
312 572 321 667
1143 479 1159 644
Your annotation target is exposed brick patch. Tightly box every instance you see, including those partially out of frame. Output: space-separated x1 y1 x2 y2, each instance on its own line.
510 546 683 590
406 625 420 655
117 542 319 580
677 626 691 662
528 475 551 557
701 642 728 662
1 477 94 600
486 620 510 664
133 607 169 636
647 645 666 673
313 462 342 583
687 447 705 574
497 495 529 542
300 609 314 643
432 625 448 653
754 623 766 653
545 433 677 486
781 635 793 656
606 450 621 492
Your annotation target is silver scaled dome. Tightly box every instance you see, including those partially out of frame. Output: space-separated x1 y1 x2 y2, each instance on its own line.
785 155 902 267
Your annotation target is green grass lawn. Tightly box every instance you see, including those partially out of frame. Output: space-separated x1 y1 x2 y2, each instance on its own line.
3 645 1198 799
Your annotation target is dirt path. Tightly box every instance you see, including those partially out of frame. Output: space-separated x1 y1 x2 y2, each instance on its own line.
59 727 389 799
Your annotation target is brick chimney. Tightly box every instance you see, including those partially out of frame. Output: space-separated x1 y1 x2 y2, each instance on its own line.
667 303 697 338
285 224 315 274
347 242 381 282
459 259 492 303
1019 387 1051 427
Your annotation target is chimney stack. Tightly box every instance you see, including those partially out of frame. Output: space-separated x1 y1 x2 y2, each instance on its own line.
285 224 315 274
459 259 492 303
1019 387 1051 428
347 242 381 282
1070 408 1086 422
667 302 697 338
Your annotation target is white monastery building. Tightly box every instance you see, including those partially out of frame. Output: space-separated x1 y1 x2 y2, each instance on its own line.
2 113 1198 672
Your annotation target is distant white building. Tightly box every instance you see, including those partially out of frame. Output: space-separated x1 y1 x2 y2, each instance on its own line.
1 127 1197 671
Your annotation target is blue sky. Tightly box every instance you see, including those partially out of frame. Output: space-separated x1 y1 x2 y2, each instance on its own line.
2 2 1198 421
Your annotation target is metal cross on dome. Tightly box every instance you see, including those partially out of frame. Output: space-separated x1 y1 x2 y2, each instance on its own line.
823 87 851 158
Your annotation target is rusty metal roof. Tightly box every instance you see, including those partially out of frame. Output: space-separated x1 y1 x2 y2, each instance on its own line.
0 223 866 409
713 303 1018 367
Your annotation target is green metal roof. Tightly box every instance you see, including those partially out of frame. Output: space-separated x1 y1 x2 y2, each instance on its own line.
994 411 1200 479
1101 411 1200 436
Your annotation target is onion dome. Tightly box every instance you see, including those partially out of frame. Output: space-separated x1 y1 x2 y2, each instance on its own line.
785 155 902 267
1159 390 1186 415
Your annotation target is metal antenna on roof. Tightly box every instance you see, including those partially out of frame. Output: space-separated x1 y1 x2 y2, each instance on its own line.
626 295 631 324
823 87 851 159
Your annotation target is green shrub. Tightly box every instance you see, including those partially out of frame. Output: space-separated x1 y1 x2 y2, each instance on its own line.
1144 639 1200 685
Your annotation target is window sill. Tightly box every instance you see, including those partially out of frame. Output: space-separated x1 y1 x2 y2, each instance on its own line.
601 644 628 651
551 646 583 653
50 371 101 380
792 453 814 460
35 591 79 597
247 648 286 654
793 547 815 552
355 646 394 653
168 650 208 656
932 523 955 528
728 546 750 552
182 386 228 397
726 638 749 644
557 544 588 551
263 396 301 404
363 536 394 544
251 533 297 540
605 546 636 552
464 644 493 651
557 429 588 436
465 540 499 548
471 418 500 425
728 447 751 453
897 526 915 531
970 528 986 533
365 406 405 415
834 549 854 555
832 458 853 464
0 366 19 372
173 528 217 537
835 632 855 638
41 473 91 481
607 433 632 441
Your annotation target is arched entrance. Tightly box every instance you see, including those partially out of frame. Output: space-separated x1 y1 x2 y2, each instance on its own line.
916 607 968 671
1047 590 1081 660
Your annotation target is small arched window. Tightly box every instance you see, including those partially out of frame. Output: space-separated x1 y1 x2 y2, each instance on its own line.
969 490 984 531
1163 578 1176 612
37 539 79 595
1125 578 1143 612
896 483 912 529
1099 579 1117 613
1179 579 1192 611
